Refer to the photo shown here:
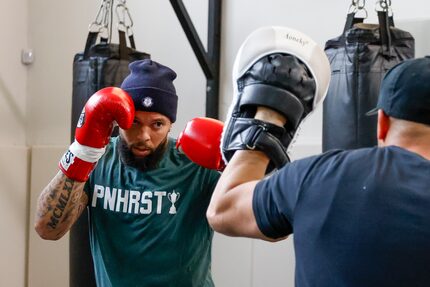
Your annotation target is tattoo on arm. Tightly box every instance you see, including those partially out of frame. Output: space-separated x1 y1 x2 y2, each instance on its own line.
36 172 88 235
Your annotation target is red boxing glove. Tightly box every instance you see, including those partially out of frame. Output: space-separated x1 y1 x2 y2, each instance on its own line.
176 117 225 171
59 87 135 181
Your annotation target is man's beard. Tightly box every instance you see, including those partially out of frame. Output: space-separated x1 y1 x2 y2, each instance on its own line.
118 136 168 171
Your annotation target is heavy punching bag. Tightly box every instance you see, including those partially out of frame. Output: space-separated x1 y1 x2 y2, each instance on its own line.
70 1 149 286
322 2 415 151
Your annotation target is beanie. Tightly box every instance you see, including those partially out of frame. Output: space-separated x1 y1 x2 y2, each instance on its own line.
121 59 178 122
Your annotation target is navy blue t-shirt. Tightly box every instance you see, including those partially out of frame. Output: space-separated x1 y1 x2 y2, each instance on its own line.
253 146 430 287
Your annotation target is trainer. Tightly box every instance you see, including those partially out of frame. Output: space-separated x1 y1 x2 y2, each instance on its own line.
207 26 430 287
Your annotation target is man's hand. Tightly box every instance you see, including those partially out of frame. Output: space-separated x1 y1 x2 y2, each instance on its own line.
35 87 134 240
208 26 330 240
176 117 225 171
59 87 134 181
254 106 287 127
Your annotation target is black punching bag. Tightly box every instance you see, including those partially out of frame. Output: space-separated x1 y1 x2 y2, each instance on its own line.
322 11 414 151
70 30 149 287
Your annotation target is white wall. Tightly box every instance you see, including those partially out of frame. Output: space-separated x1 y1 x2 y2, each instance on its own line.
23 0 430 147
0 0 28 146
1 0 430 286
0 147 29 287
27 146 69 287
0 0 29 286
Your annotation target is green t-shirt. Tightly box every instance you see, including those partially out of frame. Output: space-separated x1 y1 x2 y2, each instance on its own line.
85 137 220 287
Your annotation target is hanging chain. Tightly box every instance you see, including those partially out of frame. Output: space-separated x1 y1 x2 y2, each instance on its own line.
348 0 368 18
376 0 391 11
352 0 366 10
375 0 393 15
88 0 114 40
88 0 135 41
116 0 134 37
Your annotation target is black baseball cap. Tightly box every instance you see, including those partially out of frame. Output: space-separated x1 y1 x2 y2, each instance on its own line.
366 56 430 126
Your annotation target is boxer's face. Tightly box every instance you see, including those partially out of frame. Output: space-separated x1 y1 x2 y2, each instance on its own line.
119 111 171 170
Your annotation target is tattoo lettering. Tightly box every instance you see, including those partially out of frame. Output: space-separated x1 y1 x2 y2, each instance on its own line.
46 178 73 229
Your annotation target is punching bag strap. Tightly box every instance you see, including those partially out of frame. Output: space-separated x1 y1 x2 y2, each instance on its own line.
340 12 365 42
118 30 128 60
389 14 395 27
83 32 99 59
343 13 363 33
378 11 392 55
128 33 136 49
376 0 394 56
341 0 366 43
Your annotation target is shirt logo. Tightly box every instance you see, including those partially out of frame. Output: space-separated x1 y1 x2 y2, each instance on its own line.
91 184 181 215
167 191 181 214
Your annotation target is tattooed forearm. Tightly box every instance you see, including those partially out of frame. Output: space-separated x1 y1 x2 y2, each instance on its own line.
35 171 88 240
46 177 73 229
61 192 86 225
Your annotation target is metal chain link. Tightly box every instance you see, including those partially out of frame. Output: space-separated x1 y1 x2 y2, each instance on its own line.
88 0 114 40
377 0 392 10
375 0 393 14
115 0 134 36
352 0 366 10
375 0 393 18
88 0 135 40
348 0 368 18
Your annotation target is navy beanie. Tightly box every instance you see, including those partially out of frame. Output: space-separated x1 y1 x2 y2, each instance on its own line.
121 59 178 122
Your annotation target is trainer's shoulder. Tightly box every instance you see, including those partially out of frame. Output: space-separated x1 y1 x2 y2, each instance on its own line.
295 147 377 171
321 147 376 160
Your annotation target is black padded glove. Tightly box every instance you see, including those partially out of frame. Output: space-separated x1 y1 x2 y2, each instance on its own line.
221 53 316 173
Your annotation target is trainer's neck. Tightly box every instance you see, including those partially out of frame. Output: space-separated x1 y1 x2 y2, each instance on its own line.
383 133 430 161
